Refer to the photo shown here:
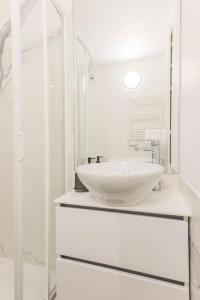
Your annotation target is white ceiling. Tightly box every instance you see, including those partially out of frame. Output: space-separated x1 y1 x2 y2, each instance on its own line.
74 0 172 64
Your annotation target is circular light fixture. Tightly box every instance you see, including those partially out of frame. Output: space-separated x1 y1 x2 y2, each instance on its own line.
124 70 142 90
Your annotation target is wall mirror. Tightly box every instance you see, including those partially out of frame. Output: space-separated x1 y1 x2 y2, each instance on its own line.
74 0 180 173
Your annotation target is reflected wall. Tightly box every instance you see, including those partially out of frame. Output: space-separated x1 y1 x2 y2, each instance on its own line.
75 40 91 167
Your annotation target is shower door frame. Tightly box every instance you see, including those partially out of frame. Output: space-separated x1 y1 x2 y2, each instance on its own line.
11 0 67 299
11 0 23 299
43 1 66 299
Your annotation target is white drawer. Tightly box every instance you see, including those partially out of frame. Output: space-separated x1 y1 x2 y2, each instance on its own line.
56 206 189 283
56 258 189 300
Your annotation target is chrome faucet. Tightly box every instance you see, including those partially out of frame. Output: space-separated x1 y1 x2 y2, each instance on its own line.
134 139 161 165
134 139 161 191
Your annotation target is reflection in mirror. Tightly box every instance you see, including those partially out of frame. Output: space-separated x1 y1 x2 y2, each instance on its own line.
123 70 143 90
75 39 87 167
74 0 178 173
75 39 92 167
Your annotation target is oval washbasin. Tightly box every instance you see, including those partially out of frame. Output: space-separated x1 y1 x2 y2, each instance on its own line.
77 162 164 207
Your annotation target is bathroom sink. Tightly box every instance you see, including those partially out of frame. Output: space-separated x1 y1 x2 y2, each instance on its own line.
105 157 152 163
77 162 164 206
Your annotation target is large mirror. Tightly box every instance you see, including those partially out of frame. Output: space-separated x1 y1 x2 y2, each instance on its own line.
74 0 180 173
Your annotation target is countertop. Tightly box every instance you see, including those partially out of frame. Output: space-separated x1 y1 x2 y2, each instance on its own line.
55 175 191 217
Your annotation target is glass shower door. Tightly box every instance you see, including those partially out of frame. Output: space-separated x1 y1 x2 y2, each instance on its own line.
47 0 66 296
0 1 66 299
20 0 46 299
20 0 66 299
0 1 15 299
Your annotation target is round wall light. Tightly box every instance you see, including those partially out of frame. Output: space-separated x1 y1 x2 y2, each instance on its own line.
123 70 143 90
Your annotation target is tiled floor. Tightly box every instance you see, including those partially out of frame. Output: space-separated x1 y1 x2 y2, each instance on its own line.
0 256 46 300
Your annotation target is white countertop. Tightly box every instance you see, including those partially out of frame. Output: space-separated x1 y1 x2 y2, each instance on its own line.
55 175 191 217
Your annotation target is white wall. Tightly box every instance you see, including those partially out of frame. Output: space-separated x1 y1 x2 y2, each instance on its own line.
88 55 166 160
179 1 200 299
180 0 200 196
171 0 181 172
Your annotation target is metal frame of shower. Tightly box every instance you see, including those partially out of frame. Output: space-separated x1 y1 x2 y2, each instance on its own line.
11 0 66 299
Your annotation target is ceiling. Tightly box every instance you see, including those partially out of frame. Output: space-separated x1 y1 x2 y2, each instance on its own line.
74 0 173 64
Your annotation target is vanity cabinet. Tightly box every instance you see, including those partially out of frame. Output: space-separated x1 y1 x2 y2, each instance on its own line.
57 258 189 300
55 193 190 300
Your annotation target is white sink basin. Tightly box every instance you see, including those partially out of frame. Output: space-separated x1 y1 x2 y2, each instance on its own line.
77 162 164 207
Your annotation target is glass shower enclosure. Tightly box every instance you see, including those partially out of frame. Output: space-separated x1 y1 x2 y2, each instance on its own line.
0 0 66 299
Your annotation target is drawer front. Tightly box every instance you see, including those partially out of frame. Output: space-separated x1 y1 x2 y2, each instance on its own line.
56 258 189 300
56 207 189 283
